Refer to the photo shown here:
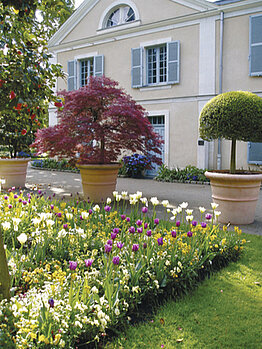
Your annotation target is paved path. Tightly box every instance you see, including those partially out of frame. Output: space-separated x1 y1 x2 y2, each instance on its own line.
25 165 262 236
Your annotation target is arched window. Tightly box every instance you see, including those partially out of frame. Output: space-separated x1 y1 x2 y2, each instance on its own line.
106 6 135 28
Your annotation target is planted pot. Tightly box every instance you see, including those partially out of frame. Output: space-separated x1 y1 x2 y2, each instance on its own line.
205 171 262 225
77 163 121 203
0 158 30 190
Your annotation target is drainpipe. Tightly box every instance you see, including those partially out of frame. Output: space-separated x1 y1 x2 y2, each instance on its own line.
217 11 224 170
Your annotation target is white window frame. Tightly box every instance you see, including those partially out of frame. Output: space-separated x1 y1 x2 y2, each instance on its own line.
74 52 98 89
146 45 168 86
98 0 140 31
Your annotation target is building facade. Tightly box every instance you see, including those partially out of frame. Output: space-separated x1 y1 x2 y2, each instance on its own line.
48 0 262 175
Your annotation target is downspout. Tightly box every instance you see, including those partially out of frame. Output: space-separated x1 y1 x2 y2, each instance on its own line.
217 11 224 170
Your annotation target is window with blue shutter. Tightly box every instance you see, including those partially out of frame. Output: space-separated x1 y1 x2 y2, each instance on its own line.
250 15 262 76
94 55 104 77
132 41 180 88
67 55 104 90
67 60 77 91
131 47 143 88
248 142 262 164
167 41 180 84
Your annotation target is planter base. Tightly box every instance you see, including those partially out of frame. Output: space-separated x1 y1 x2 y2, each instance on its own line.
0 158 30 190
77 163 121 203
205 171 262 225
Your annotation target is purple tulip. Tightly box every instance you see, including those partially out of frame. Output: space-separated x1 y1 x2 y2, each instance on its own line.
4 196 8 200
50 204 54 210
117 241 124 249
19 198 22 203
187 231 193 237
142 207 148 214
143 242 147 249
112 256 120 265
22 201 27 205
113 228 120 234
171 230 177 238
144 222 148 229
105 244 112 253
132 244 139 252
176 221 181 227
129 226 136 234
205 214 212 220
136 219 142 227
137 227 143 234
111 232 117 240
146 230 152 237
63 224 68 229
80 215 83 220
121 214 126 220
84 258 94 267
157 237 163 246
69 261 77 270
201 222 207 228
48 298 54 308
14 194 18 199
192 220 197 227
154 218 159 225
57 212 62 218
107 239 113 246
104 205 111 212
126 217 130 223
8 204 12 209
89 209 93 214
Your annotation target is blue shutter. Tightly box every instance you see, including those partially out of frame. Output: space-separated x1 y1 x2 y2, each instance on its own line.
248 142 262 164
94 55 104 77
167 41 180 84
67 60 77 91
131 47 143 88
249 15 262 76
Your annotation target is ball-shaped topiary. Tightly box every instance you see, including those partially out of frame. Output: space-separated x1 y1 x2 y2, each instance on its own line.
199 91 262 173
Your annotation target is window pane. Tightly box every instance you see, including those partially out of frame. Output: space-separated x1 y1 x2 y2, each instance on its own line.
107 9 120 27
124 6 135 22
147 48 157 84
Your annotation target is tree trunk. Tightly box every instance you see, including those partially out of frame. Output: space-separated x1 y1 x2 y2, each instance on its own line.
0 227 11 301
230 138 236 174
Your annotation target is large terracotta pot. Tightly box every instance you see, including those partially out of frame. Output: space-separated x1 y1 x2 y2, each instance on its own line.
205 171 262 225
0 158 30 190
77 163 121 203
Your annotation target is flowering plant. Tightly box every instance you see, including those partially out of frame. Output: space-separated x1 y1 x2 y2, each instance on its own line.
0 189 245 347
122 153 151 178
32 76 163 165
0 4 64 158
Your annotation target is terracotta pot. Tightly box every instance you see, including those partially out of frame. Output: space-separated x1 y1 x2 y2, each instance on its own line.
77 163 121 203
0 158 30 190
205 171 262 225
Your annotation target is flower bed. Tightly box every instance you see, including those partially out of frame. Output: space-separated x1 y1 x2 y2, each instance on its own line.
156 165 210 183
0 190 245 348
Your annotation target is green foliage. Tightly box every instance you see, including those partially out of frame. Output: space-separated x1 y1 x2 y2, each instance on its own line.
0 2 70 157
156 165 209 183
31 158 79 172
199 91 262 142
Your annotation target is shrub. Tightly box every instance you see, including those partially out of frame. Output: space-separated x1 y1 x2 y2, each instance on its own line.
122 153 151 178
156 165 209 183
199 91 262 173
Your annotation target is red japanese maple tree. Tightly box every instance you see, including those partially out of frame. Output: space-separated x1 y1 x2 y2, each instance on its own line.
32 76 163 165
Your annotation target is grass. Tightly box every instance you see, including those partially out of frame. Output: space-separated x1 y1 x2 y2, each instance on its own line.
105 233 262 349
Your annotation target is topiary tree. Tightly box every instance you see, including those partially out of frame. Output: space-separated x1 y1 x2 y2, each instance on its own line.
32 76 163 166
199 91 262 174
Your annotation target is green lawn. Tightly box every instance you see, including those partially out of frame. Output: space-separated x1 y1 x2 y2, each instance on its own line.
106 233 262 349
